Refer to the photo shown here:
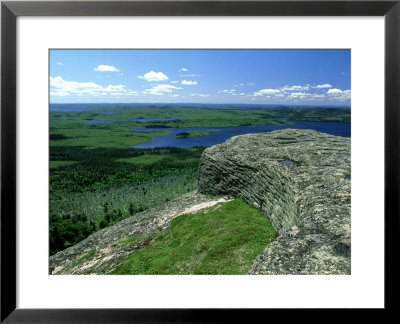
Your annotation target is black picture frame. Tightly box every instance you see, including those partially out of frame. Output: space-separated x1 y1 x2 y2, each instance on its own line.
1 0 399 322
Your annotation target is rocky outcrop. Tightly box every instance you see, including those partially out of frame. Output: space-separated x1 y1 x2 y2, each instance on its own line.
49 191 230 274
198 129 351 274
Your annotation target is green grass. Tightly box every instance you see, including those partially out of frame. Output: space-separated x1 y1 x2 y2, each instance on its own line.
50 125 169 149
110 198 277 275
68 249 95 269
116 236 141 248
115 154 166 165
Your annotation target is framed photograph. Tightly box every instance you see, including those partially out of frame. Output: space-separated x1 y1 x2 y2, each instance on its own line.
1 0 399 321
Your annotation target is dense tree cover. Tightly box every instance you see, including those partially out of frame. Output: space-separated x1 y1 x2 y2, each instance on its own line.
49 145 205 255
50 146 204 193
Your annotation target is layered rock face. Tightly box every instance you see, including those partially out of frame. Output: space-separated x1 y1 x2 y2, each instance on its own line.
198 129 351 274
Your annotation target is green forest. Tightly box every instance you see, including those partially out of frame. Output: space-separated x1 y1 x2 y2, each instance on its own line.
49 104 350 255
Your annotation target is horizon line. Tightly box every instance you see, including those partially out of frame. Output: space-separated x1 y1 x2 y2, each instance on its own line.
49 102 351 108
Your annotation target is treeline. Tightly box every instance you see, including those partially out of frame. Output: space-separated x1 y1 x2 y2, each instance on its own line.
49 146 205 255
50 146 204 194
50 201 143 255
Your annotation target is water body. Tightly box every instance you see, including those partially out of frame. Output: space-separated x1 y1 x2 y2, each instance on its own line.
280 160 294 166
87 117 184 124
50 103 156 112
50 103 350 112
130 121 350 148
50 104 113 112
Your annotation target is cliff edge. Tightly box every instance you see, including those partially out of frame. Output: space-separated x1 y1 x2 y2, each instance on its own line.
198 129 351 274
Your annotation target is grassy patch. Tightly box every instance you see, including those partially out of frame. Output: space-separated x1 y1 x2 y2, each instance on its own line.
50 126 169 149
116 236 141 248
115 154 166 165
110 198 276 275
69 249 95 269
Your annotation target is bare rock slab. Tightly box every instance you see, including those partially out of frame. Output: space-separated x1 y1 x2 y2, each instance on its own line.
198 129 351 274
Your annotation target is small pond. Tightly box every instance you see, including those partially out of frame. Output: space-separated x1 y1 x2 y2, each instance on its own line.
280 160 294 166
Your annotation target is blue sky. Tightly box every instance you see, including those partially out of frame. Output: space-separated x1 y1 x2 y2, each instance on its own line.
50 49 350 105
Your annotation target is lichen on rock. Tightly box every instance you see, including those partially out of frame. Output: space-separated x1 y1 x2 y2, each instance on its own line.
197 129 351 274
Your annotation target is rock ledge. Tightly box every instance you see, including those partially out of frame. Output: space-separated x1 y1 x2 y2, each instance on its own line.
198 129 351 274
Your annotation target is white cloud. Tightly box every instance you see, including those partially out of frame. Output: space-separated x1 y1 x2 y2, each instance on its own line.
218 89 236 95
326 88 343 94
105 85 125 91
190 93 210 97
314 83 332 89
179 68 188 72
56 62 63 66
170 80 179 84
234 82 255 87
138 70 168 82
253 89 281 96
50 76 137 97
252 84 350 102
50 76 102 92
287 92 310 99
143 84 182 96
93 64 120 72
307 94 326 100
50 91 69 97
180 74 201 77
281 85 310 91
326 88 351 100
181 80 198 85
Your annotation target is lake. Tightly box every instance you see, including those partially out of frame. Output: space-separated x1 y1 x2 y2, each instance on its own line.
130 121 350 148
87 117 184 124
50 104 113 112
